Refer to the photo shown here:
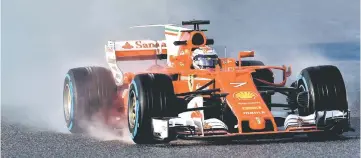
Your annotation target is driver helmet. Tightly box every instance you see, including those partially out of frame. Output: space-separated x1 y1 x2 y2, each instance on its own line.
192 47 219 69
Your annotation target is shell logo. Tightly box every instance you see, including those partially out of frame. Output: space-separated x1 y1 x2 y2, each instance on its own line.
122 42 133 49
234 91 257 100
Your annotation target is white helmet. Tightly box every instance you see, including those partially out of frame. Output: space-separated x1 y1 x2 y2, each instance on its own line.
192 47 219 69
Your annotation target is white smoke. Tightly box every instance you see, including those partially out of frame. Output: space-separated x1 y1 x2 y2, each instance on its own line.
1 0 168 141
81 112 133 143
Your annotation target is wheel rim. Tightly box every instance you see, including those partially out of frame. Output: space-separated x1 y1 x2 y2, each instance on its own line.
298 80 312 115
63 84 72 121
128 90 137 129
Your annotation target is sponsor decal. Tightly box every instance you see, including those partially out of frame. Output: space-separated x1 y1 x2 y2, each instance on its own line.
165 27 179 36
107 59 116 63
110 65 119 70
188 74 195 91
121 41 167 49
196 83 209 90
297 117 305 124
255 117 262 124
122 42 133 49
243 111 266 115
135 41 166 48
203 122 212 129
191 103 202 119
122 89 129 98
191 111 202 118
179 49 190 56
242 106 262 110
105 46 114 52
234 91 257 100
238 101 261 105
185 49 190 54
201 47 210 53
230 82 247 87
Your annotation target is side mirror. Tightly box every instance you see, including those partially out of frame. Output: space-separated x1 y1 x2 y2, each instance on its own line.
237 51 255 67
238 51 255 58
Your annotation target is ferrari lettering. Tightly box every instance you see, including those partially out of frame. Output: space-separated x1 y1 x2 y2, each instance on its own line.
135 41 166 48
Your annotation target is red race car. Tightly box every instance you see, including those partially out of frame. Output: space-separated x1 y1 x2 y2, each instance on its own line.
62 20 354 144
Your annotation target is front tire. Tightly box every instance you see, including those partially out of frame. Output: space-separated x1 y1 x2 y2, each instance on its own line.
295 65 349 139
296 65 348 116
127 73 177 144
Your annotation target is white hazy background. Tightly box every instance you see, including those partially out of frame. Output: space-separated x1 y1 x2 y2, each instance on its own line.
1 0 360 139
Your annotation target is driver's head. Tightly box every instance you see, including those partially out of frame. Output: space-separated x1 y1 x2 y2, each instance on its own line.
192 47 219 69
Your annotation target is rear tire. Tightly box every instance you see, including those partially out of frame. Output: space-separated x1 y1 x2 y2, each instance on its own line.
127 73 177 144
63 66 118 133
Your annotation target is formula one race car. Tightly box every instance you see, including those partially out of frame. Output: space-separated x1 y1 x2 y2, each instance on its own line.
63 20 354 144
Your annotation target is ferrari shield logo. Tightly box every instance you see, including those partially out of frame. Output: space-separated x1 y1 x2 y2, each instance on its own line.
256 117 262 124
188 74 195 91
203 122 212 129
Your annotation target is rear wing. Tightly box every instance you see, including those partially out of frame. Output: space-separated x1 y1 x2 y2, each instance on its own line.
105 40 167 61
105 40 167 86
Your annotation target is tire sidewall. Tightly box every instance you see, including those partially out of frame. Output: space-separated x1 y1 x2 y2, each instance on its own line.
126 74 176 144
128 80 142 139
128 76 151 141
63 73 78 132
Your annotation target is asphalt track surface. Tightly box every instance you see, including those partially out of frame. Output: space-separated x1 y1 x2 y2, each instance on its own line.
1 117 360 158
